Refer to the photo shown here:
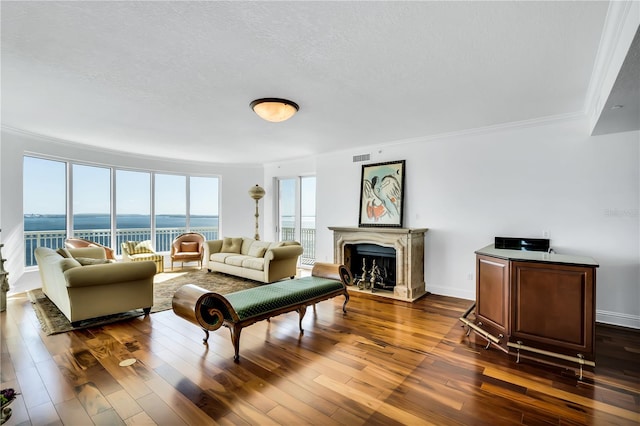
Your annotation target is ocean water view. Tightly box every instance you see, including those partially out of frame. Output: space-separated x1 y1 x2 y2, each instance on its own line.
24 214 218 231
23 214 315 267
24 214 312 231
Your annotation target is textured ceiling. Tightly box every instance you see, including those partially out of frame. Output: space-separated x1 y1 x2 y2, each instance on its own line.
1 1 613 164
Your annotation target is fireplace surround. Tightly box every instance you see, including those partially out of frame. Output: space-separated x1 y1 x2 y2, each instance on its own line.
329 227 428 302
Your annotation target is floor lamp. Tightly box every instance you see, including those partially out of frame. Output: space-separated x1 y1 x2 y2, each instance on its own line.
249 184 265 241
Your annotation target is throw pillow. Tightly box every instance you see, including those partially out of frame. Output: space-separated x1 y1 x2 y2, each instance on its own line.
180 242 199 253
248 241 271 258
241 238 255 255
221 237 242 254
56 247 72 258
60 258 81 271
75 257 111 266
126 241 153 254
248 245 267 258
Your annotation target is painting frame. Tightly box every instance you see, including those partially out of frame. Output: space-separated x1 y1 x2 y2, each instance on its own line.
358 160 405 228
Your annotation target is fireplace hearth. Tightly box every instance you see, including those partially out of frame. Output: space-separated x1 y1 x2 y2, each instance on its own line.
348 244 396 291
329 227 428 302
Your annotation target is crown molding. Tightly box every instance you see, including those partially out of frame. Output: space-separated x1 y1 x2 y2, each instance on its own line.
383 111 586 148
1 125 263 169
584 1 639 129
306 110 587 168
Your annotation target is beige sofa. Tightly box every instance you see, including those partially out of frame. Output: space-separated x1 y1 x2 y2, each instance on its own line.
204 237 304 283
34 246 156 325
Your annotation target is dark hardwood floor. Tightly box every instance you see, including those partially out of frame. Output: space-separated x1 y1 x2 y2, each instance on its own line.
1 285 639 425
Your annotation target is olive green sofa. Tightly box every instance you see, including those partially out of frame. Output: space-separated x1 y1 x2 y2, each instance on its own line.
34 246 156 325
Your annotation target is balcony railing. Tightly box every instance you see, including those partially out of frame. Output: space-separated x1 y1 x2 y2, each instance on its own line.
24 226 316 267
281 228 316 265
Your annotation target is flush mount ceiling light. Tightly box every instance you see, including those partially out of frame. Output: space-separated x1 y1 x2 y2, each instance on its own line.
250 98 299 122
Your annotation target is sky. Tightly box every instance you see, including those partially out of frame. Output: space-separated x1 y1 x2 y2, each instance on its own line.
23 156 315 217
23 156 219 215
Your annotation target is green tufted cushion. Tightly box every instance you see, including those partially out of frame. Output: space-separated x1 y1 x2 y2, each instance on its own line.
224 277 344 321
221 237 243 253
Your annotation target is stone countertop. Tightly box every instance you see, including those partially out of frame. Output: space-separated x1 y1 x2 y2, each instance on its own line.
475 244 599 267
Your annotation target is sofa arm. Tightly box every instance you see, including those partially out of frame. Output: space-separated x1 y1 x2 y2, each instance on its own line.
64 261 156 288
264 245 304 261
203 240 223 262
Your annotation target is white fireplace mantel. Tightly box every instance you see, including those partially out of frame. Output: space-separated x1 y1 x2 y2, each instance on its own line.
329 227 428 302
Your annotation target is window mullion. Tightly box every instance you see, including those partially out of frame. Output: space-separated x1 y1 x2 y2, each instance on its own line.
186 176 191 231
66 162 73 239
111 167 117 255
150 173 156 248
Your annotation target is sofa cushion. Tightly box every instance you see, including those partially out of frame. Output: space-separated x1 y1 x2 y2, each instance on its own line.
248 241 270 258
210 252 234 263
241 238 255 255
180 241 199 253
224 255 250 267
221 237 243 254
129 253 163 262
242 257 265 271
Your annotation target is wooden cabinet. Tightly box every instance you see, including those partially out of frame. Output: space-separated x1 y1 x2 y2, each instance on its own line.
510 261 595 358
471 245 598 368
476 255 509 340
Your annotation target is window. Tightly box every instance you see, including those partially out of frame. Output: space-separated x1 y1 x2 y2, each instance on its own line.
155 174 186 251
22 155 220 266
116 170 151 254
190 176 219 240
72 164 111 247
277 176 316 265
23 156 67 266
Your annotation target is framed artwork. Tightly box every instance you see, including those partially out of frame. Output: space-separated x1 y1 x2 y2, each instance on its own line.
358 160 405 227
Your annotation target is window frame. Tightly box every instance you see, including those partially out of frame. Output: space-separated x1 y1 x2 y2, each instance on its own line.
22 155 220 267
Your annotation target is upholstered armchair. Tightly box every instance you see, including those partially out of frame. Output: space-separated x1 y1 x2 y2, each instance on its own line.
121 240 164 273
170 232 205 270
65 237 116 260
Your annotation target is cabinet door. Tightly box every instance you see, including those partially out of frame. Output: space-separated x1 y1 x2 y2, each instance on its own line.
510 261 595 358
476 255 510 338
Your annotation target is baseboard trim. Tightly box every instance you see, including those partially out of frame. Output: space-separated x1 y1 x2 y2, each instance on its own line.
427 285 475 302
596 309 640 330
428 288 639 330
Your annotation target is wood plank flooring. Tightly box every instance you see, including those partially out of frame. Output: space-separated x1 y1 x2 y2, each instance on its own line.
1 286 639 425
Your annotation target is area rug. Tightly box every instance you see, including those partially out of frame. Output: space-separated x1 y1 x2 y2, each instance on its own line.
28 269 261 335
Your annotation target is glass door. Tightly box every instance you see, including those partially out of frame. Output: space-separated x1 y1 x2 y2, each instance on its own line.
277 176 316 266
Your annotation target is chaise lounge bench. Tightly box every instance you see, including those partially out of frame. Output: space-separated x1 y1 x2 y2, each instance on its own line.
172 262 352 361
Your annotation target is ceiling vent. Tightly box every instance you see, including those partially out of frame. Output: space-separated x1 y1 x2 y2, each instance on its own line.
353 154 370 162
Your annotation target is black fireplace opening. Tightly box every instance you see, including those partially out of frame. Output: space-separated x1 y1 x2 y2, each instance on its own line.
345 243 396 291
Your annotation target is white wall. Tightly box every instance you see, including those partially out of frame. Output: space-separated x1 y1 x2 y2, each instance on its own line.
265 117 640 328
262 157 317 242
1 128 262 294
3 118 638 328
